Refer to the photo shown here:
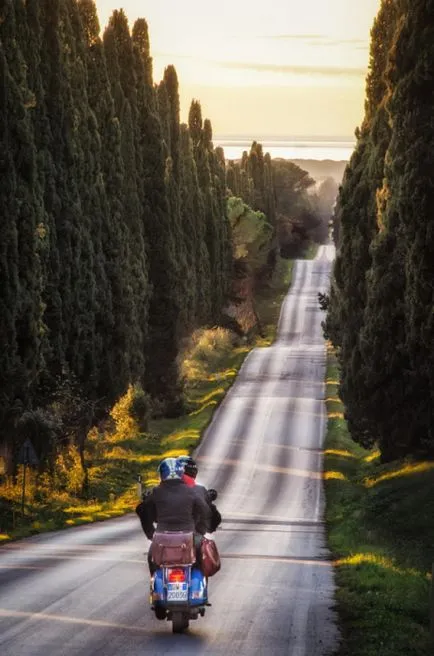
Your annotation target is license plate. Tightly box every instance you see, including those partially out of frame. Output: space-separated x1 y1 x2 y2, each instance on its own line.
167 583 188 602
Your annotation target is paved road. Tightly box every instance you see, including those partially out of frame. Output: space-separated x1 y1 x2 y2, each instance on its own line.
0 245 339 655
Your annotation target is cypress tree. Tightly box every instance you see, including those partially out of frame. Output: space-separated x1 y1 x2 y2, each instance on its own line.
326 0 434 460
178 124 199 326
263 152 277 228
248 141 265 212
159 68 191 334
179 123 211 324
262 151 278 277
399 0 434 457
188 102 226 318
104 10 149 387
76 0 115 402
61 0 100 397
359 0 434 459
35 0 73 384
327 0 397 450
35 0 101 403
213 143 232 308
130 26 182 410
0 1 45 470
77 1 132 401
163 65 181 179
238 150 254 206
330 132 375 446
226 162 238 196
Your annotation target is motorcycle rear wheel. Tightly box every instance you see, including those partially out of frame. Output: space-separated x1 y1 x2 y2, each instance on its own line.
172 612 189 633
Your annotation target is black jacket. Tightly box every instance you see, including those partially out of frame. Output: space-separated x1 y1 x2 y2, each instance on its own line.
208 501 222 533
192 484 222 533
135 479 210 540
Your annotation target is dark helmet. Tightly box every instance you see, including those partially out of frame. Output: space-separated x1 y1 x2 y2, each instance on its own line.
177 455 198 479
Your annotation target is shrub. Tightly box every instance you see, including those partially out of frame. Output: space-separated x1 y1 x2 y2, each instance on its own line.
180 328 235 382
110 383 151 439
54 445 85 496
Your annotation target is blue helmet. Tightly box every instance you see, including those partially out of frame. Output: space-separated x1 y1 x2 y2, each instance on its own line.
158 457 184 481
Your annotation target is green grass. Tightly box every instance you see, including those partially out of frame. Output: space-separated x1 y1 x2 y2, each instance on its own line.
0 257 293 542
324 346 434 656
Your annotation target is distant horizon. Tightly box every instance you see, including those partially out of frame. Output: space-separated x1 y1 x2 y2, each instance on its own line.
214 135 354 162
213 134 355 141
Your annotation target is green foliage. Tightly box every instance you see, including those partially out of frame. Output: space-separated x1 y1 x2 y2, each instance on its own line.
324 350 433 656
326 0 434 461
225 142 326 268
180 327 235 383
129 384 151 433
391 1 434 458
54 445 86 496
0 0 236 473
227 196 272 273
187 100 232 319
0 1 45 473
110 384 149 439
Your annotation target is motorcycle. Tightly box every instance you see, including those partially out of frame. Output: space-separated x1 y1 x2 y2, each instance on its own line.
149 488 218 633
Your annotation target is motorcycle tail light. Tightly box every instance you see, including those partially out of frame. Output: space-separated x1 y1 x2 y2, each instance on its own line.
168 568 186 583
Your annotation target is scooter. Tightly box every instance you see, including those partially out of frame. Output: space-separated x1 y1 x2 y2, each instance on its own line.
150 560 210 633
149 488 219 633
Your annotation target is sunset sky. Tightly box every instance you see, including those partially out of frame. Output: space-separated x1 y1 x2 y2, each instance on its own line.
95 0 381 137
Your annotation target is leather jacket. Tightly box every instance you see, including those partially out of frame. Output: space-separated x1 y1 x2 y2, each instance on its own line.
135 479 210 539
182 474 222 533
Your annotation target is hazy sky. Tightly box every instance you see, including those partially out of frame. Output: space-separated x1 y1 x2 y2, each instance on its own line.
95 0 381 137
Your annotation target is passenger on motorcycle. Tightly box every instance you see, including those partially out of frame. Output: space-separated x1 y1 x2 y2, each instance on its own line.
177 455 222 533
135 457 210 574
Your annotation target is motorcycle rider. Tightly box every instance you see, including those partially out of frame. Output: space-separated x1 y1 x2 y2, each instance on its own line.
135 457 210 574
177 455 222 533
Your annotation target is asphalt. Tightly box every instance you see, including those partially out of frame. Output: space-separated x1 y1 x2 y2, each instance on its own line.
0 244 339 655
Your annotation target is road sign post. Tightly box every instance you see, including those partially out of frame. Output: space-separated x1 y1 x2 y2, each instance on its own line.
21 456 27 516
17 438 39 518
431 563 434 645
137 474 143 499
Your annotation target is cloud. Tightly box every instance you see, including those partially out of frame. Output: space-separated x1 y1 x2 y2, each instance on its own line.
317 38 368 47
219 61 366 78
259 34 368 47
260 33 324 40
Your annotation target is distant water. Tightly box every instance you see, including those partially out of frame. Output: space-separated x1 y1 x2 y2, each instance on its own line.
213 136 355 161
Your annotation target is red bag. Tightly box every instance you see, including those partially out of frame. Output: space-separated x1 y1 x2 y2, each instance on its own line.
200 537 221 577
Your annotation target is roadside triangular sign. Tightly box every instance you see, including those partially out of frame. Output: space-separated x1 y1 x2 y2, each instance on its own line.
17 438 39 466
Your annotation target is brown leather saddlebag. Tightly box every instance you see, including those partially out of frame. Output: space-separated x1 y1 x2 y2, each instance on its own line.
151 531 195 566
200 537 221 577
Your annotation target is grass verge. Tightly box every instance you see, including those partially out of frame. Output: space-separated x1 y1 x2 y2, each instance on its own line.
303 242 320 260
324 345 433 656
0 256 294 542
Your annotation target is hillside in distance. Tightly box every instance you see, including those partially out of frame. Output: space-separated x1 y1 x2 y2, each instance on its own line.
223 156 348 185
288 159 348 184
215 135 351 184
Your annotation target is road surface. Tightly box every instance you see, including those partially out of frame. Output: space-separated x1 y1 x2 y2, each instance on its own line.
0 245 339 655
